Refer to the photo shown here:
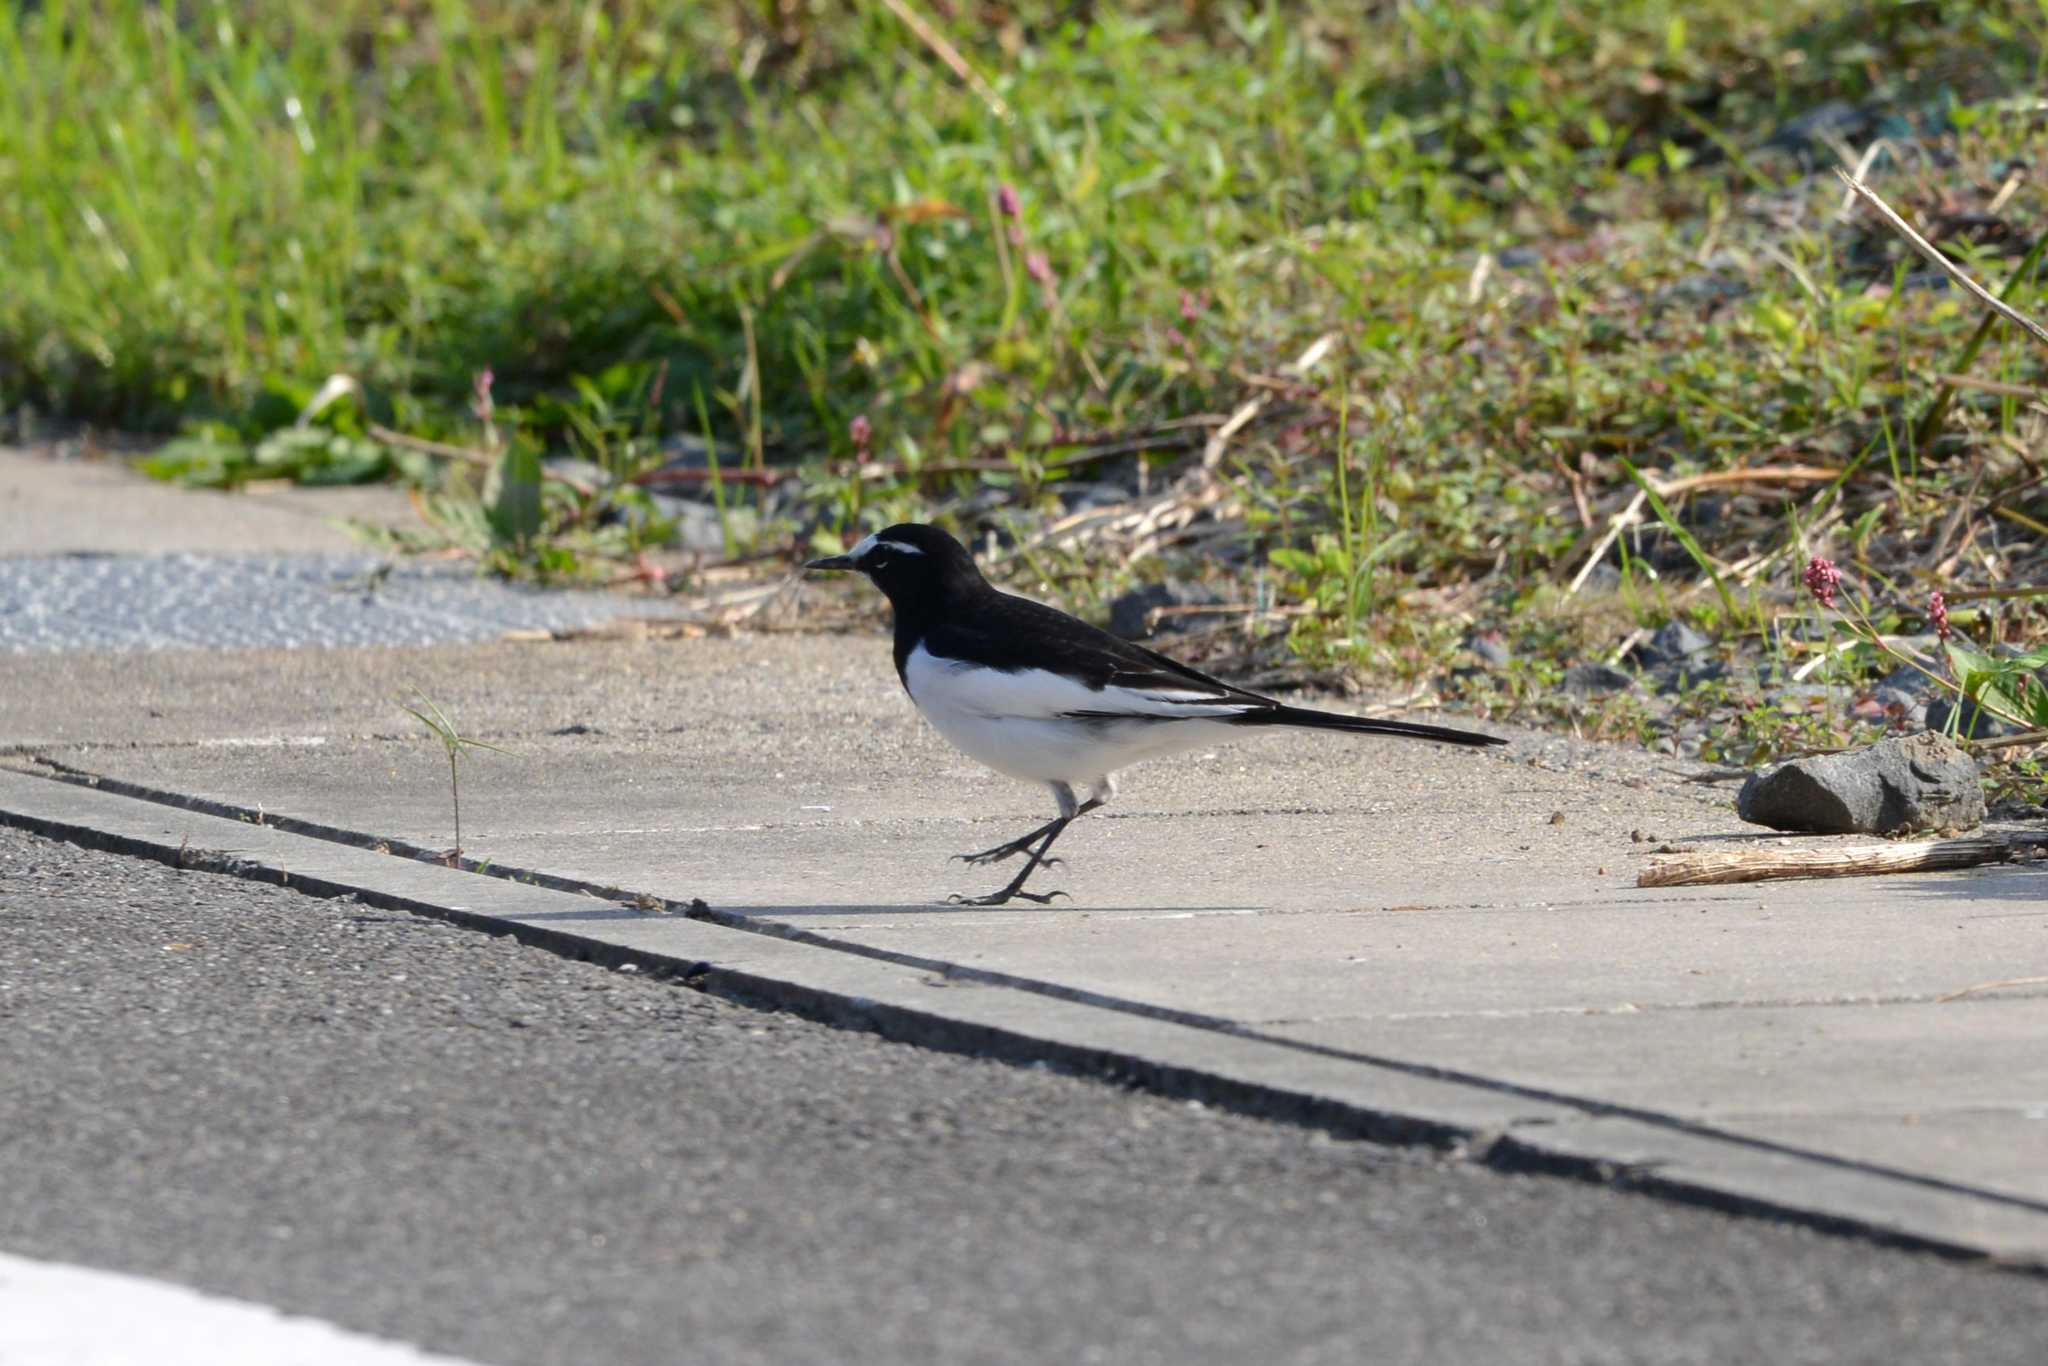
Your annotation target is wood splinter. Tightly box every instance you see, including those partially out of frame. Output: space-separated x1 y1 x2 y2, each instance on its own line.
1639 833 2048 888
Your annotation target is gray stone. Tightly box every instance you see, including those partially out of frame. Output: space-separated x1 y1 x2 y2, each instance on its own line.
1653 658 1728 695
1107 581 1224 640
643 493 757 555
1563 662 1634 698
651 432 736 468
1925 696 2016 741
1651 273 1750 315
542 456 608 487
1764 100 1880 154
1737 732 1985 835
1576 563 1622 594
1878 664 1941 699
1059 482 1132 515
1871 687 1929 729
1466 632 1511 668
1635 621 1712 666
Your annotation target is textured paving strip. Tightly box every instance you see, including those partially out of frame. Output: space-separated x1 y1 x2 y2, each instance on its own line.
0 553 682 654
5 764 2046 1264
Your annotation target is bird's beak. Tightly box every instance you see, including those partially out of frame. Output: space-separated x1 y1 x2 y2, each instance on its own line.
803 553 857 572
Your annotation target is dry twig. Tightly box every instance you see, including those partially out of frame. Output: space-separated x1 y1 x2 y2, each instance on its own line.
1201 332 1338 471
879 0 1012 123
1639 832 2048 887
367 424 493 468
1933 372 2048 402
1837 170 2048 351
1567 489 1647 594
1938 974 2048 1003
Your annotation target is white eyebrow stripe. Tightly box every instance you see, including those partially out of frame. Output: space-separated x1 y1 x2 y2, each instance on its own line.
858 537 925 560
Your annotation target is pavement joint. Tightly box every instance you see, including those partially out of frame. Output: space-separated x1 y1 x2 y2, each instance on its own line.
4 759 2044 1269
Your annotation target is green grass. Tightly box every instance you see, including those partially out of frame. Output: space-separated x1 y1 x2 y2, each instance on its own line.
5 1 2048 759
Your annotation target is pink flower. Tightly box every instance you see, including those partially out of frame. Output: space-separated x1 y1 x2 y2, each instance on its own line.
470 368 495 424
1163 326 1187 351
1024 251 1059 309
1802 556 1841 610
996 183 1021 220
1928 590 1950 640
1179 289 1207 324
848 415 872 451
631 553 668 590
872 217 895 254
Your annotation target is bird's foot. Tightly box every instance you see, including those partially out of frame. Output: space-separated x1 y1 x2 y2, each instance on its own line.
955 847 1064 872
952 829 1056 866
947 887 1070 907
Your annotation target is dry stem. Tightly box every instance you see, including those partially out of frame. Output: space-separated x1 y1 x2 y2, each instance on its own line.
1836 170 2048 352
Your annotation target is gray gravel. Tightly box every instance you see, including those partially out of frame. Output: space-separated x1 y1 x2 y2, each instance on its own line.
3 825 2046 1366
0 553 678 653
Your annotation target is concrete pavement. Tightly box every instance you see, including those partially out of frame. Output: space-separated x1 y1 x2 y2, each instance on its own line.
1 443 416 557
3 446 2047 1267
4 632 2047 1262
15 824 2047 1366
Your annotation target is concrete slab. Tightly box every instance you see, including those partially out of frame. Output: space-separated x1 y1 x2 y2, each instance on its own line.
7 763 2047 1262
1 445 415 557
7 636 2048 1260
1284 998 2048 1208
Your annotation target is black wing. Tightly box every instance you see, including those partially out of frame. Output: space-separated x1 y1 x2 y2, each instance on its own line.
922 590 1278 710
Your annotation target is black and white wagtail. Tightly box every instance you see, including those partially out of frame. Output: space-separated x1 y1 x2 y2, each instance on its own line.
806 523 1506 906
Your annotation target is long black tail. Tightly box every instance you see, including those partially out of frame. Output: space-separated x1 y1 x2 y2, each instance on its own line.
1232 704 1505 748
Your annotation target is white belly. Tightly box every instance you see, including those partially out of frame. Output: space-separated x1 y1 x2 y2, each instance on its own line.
902 645 1237 786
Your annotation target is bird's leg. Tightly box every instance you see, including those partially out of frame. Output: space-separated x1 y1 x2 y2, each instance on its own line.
953 799 1103 866
952 816 1059 867
951 817 1076 906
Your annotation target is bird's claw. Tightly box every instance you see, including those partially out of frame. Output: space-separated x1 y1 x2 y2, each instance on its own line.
947 888 1070 907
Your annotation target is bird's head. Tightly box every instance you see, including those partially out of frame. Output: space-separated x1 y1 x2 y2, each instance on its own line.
803 522 983 606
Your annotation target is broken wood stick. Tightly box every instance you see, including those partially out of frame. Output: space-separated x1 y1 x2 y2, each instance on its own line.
1837 170 2048 352
1639 833 2048 888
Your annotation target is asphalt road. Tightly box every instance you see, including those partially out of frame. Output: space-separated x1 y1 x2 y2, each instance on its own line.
4 825 2045 1366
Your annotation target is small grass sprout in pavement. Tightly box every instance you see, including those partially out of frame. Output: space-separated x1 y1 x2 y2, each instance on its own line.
399 688 510 863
